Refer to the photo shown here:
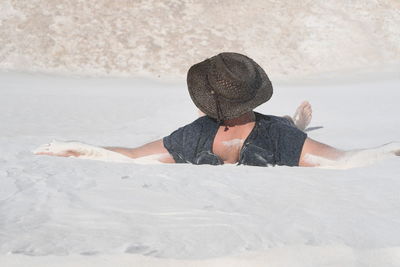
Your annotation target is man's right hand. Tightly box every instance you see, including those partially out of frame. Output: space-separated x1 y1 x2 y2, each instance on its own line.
33 141 85 157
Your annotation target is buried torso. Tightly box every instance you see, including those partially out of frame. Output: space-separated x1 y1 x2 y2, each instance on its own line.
163 112 307 166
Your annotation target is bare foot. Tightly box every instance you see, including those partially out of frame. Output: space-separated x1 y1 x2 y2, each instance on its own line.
292 101 312 131
198 109 206 117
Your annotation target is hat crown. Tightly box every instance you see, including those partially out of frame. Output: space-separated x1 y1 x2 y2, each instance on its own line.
207 53 261 102
186 52 273 120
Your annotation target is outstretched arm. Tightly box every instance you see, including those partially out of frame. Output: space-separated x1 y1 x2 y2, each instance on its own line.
299 138 400 169
34 139 175 164
105 139 175 163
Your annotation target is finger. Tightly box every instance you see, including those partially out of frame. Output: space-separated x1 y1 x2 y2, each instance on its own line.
33 144 51 154
35 151 55 156
35 151 72 157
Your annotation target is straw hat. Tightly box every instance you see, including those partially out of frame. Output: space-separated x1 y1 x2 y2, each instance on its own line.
187 52 273 121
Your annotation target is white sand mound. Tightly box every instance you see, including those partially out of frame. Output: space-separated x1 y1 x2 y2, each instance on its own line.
0 71 399 266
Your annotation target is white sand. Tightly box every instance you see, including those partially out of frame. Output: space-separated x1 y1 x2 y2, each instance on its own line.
0 71 400 266
222 139 244 148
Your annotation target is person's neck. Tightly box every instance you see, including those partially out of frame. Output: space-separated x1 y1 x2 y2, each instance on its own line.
222 111 255 127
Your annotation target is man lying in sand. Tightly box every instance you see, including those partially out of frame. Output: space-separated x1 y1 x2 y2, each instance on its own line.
34 52 400 169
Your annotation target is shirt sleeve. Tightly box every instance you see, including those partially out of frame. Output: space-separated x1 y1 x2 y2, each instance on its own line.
162 120 203 163
272 122 307 166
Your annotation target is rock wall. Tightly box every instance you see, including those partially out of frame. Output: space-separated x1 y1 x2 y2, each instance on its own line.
1 0 399 78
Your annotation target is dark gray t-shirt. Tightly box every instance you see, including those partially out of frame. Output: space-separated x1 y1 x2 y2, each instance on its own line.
163 112 307 166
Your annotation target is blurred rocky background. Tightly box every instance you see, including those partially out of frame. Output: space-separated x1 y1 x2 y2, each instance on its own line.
1 0 399 79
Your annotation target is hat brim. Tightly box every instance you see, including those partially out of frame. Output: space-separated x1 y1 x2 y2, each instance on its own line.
187 58 273 120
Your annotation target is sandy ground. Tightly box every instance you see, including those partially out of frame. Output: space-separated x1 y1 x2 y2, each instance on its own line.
0 71 399 266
